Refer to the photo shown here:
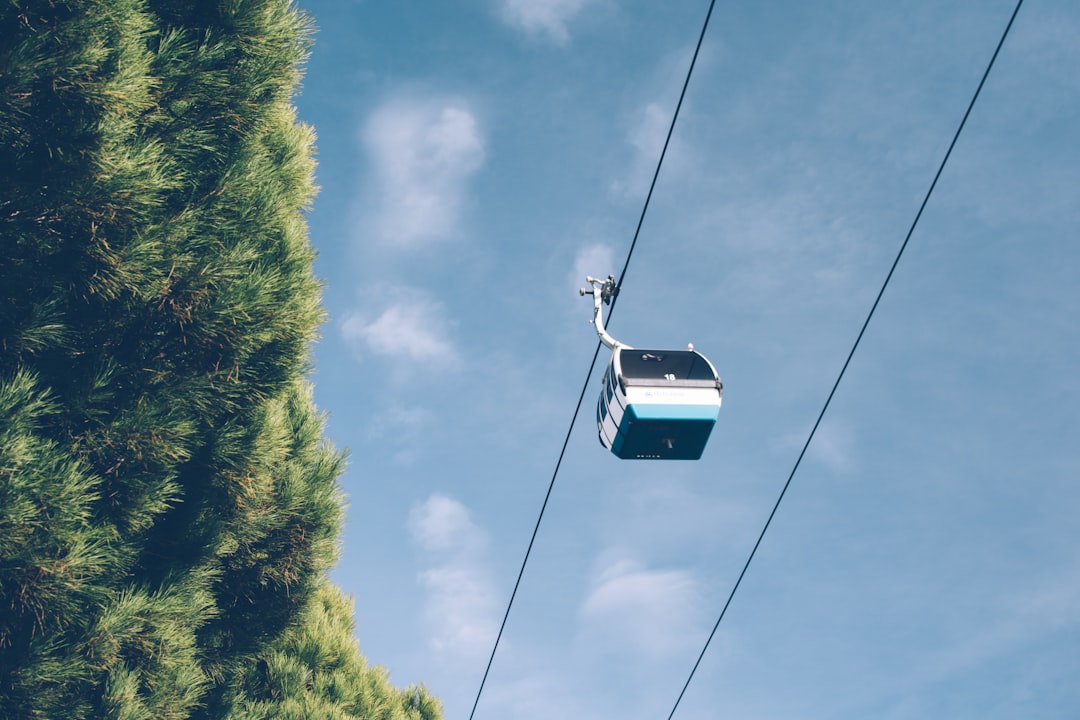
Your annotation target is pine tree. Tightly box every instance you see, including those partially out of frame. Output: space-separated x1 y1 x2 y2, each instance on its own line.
0 2 440 718
224 581 442 720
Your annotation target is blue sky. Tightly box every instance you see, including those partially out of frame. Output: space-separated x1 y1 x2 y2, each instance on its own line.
292 1 1079 718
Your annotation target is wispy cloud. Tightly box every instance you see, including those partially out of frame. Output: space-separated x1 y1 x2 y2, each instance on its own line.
776 420 857 475
341 292 460 368
498 0 593 45
926 566 1080 681
363 405 432 465
483 674 594 720
610 101 685 199
580 554 702 656
807 421 856 474
362 97 485 248
408 494 498 657
571 243 615 289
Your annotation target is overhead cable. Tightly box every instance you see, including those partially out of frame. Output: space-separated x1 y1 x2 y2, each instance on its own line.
466 1 720 718
663 2 1026 718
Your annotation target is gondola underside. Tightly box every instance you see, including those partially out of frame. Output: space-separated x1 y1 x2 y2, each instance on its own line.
599 389 720 460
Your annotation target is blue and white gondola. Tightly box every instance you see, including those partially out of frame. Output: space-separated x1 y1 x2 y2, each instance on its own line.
582 276 723 460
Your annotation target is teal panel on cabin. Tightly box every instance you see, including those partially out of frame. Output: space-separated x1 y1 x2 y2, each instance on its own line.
611 403 718 460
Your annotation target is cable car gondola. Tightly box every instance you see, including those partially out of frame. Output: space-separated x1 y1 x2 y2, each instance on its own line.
581 275 723 460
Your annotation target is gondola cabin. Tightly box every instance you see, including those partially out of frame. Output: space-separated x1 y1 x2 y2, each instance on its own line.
596 346 723 459
582 275 724 460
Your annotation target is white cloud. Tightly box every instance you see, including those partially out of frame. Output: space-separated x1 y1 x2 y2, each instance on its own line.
580 555 702 656
808 422 856 474
776 420 857 475
409 493 483 554
629 102 669 166
499 0 592 44
363 98 485 248
415 566 498 653
408 494 498 657
341 295 460 366
571 243 616 290
610 101 685 199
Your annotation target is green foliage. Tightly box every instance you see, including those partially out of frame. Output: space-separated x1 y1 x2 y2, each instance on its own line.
224 582 442 720
0 1 441 718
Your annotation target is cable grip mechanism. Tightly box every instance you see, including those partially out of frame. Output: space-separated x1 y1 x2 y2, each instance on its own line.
579 274 619 304
580 275 623 350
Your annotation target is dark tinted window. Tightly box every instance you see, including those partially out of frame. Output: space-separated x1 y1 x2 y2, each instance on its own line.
618 349 716 381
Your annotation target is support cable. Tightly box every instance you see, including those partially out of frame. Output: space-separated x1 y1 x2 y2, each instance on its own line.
466 1 719 718
663 2 1025 718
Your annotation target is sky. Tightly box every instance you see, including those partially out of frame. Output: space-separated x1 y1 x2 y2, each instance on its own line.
291 1 1079 718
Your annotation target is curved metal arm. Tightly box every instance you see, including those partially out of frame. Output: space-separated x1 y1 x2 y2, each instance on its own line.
579 275 627 350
